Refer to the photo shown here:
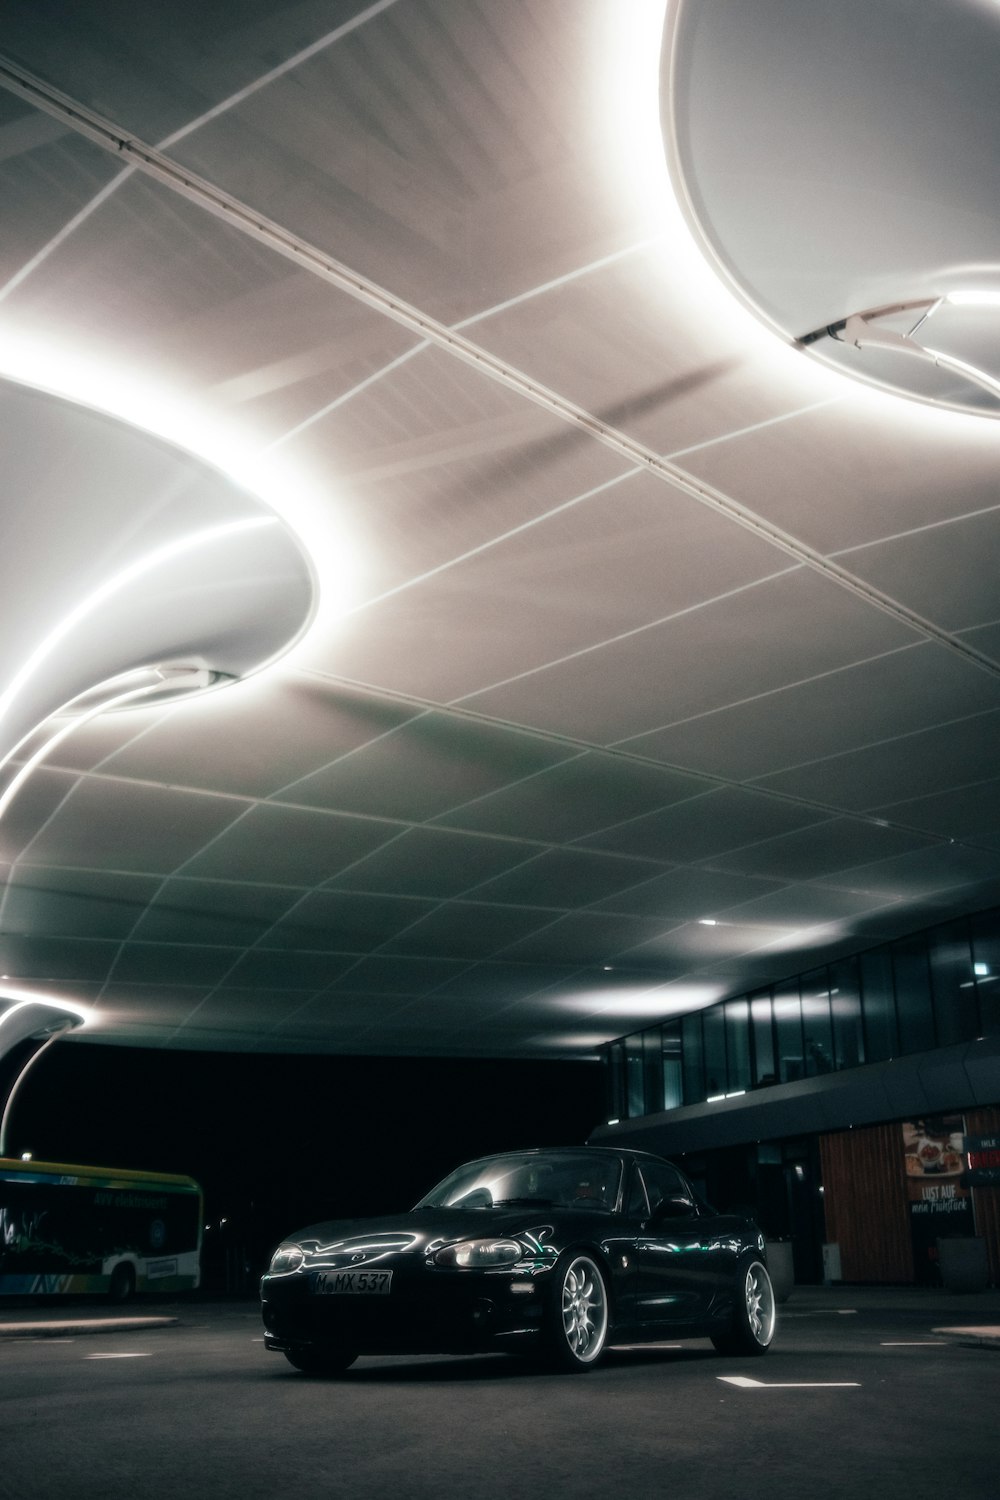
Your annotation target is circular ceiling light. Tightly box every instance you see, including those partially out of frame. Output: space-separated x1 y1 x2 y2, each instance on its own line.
0 377 317 765
663 0 1000 416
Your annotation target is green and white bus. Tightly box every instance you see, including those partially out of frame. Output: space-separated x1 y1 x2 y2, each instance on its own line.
0 1156 203 1300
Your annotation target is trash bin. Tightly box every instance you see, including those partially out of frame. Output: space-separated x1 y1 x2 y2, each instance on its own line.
937 1237 989 1293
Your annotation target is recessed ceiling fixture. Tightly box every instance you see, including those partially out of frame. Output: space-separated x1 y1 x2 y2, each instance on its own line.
800 297 1000 413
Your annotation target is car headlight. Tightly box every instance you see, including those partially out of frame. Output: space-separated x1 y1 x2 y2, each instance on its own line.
434 1239 523 1269
268 1243 305 1274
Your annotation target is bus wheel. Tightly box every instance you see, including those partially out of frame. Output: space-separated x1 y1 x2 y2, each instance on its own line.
108 1263 136 1303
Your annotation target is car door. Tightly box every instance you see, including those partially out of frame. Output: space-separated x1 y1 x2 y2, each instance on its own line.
631 1161 729 1327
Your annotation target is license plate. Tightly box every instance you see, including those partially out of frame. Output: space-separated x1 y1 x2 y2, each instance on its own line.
311 1269 393 1296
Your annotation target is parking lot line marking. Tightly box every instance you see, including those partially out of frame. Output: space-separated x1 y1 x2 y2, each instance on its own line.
84 1352 152 1360
880 1340 947 1346
718 1375 861 1389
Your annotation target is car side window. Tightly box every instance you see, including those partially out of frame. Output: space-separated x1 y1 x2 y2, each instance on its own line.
637 1162 693 1216
626 1164 649 1218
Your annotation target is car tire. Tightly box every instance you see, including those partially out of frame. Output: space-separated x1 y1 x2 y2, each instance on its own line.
710 1258 776 1356
283 1345 358 1376
108 1262 136 1304
541 1252 610 1372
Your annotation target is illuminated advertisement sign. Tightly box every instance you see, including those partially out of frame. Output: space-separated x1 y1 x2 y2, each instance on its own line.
901 1116 975 1285
965 1135 1000 1186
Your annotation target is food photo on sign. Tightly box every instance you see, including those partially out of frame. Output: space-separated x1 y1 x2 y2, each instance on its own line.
901 1116 975 1284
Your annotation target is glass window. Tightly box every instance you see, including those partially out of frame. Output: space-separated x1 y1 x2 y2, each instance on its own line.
703 1005 727 1098
661 1022 683 1111
971 908 1000 1036
861 947 897 1061
681 1011 704 1105
724 998 751 1092
773 978 804 1082
750 989 776 1084
606 1042 625 1121
642 1028 664 1112
637 1160 691 1215
626 1162 648 1217
830 955 863 1069
893 935 935 1053
800 967 834 1075
625 1033 644 1118
929 919 979 1046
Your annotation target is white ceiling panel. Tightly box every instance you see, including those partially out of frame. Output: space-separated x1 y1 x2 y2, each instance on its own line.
626 643 1000 782
460 567 921 743
755 710 1000 813
836 510 1000 634
712 820 938 884
177 803 401 885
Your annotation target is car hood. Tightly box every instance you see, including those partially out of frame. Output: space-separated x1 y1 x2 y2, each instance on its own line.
275 1206 597 1264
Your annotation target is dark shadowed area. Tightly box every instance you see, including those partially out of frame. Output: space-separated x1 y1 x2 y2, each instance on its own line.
7 1043 605 1284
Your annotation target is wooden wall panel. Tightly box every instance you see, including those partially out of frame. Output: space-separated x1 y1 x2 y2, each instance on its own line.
819 1124 914 1283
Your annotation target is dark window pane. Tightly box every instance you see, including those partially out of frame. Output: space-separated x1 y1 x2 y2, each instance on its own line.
893 935 935 1053
606 1042 625 1121
773 978 803 1082
830 955 864 1069
643 1028 663 1113
725 998 751 1092
661 1022 683 1111
625 1034 644 1118
800 968 834 1075
971 908 1000 1036
703 1006 727 1098
682 1012 704 1105
750 990 776 1084
929 919 978 1046
861 948 897 1061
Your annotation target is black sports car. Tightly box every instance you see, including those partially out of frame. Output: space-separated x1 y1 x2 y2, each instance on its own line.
260 1146 775 1374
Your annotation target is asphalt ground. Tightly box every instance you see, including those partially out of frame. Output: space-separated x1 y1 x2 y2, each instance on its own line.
2 1287 998 1500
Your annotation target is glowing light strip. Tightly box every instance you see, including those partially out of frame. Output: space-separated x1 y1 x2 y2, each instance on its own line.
0 992 90 1025
923 345 1000 403
946 290 1000 308
0 666 163 777
0 515 275 739
0 672 206 823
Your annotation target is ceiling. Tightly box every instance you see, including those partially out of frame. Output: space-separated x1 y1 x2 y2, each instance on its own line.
1 0 1000 1061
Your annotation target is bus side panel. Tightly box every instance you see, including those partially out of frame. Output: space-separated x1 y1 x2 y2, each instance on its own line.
1 1171 202 1295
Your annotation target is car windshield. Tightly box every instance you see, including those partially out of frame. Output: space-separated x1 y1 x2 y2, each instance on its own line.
414 1152 621 1212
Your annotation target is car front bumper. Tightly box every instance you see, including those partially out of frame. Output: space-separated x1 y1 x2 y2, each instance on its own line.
261 1264 550 1356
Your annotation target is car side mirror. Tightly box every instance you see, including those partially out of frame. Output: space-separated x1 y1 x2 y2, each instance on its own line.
651 1195 697 1221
